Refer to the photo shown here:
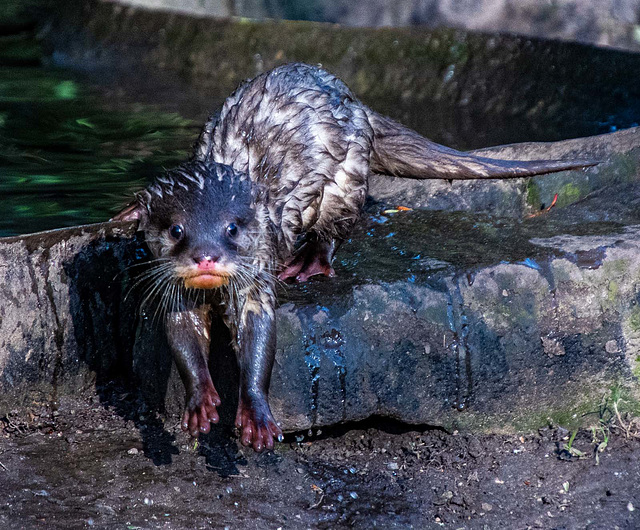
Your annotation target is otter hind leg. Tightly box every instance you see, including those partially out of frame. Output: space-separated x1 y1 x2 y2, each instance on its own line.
278 237 339 282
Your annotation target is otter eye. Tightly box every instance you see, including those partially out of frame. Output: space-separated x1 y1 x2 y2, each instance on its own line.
226 223 238 237
169 224 184 241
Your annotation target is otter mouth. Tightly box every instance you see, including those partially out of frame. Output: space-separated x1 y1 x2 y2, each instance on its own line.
177 266 234 290
183 273 230 289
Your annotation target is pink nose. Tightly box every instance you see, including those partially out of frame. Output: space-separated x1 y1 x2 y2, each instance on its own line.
195 255 219 270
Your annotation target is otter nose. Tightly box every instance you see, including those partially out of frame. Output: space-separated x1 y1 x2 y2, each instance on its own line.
194 254 221 270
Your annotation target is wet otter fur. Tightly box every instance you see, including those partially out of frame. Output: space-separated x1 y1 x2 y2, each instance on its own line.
114 62 595 452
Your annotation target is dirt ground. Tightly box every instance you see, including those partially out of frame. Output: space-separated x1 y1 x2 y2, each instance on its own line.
1 388 639 530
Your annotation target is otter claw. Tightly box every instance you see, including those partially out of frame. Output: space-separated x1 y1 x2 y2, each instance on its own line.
182 383 221 437
235 401 283 452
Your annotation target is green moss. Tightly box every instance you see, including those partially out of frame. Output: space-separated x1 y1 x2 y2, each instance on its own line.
607 152 640 183
445 379 640 434
603 258 630 276
628 306 640 332
526 180 541 210
556 182 583 207
632 357 640 380
449 402 592 433
607 280 619 306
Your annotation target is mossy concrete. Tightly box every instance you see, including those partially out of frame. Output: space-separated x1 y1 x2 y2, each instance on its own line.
111 0 640 54
47 1 640 147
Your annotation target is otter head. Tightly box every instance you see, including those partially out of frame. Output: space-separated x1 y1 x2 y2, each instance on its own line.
115 160 262 290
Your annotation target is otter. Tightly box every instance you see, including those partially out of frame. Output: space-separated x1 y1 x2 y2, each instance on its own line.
114 62 594 452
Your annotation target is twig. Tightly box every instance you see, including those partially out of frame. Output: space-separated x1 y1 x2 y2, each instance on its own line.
612 400 631 437
308 493 324 510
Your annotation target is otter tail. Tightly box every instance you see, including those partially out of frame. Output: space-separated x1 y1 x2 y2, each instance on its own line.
367 110 597 180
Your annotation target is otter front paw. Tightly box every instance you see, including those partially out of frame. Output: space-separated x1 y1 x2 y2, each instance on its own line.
181 383 221 437
235 399 283 452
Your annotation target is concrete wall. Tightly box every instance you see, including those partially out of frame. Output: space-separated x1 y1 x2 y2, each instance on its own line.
110 0 640 51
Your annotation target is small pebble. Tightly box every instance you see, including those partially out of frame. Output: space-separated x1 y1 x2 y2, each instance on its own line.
628 502 635 512
127 448 139 455
481 502 493 511
144 497 152 505
226 487 233 494
387 462 399 470
605 340 619 353
350 492 358 499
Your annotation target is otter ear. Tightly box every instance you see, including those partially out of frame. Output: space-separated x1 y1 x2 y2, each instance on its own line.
111 193 149 223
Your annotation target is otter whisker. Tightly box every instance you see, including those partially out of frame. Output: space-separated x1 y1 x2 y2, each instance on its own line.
139 270 175 318
113 256 172 282
124 262 175 303
153 277 179 326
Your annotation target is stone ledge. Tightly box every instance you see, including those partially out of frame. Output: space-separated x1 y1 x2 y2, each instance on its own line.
2 133 640 432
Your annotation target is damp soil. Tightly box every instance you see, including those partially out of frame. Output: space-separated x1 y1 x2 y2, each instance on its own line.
1 391 639 529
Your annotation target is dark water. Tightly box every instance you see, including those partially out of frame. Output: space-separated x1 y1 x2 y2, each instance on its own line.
1 31 639 237
0 65 196 237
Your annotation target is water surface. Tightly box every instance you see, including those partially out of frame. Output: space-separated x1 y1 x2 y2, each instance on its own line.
0 64 196 236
